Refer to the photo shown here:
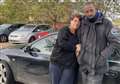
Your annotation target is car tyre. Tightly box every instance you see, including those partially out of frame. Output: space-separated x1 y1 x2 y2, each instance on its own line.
0 61 14 84
28 37 36 43
0 35 8 42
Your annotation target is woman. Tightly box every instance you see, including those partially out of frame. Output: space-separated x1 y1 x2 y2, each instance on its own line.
49 14 81 84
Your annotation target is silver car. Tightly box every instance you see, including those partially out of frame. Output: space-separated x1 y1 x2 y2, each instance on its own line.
9 24 50 44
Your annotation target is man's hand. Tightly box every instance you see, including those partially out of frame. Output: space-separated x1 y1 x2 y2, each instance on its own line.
76 44 81 57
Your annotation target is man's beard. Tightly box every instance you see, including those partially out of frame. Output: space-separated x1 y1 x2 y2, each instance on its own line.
87 15 95 20
87 15 97 22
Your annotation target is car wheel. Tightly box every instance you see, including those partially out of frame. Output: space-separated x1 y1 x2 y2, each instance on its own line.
28 37 36 43
0 61 14 84
0 35 8 42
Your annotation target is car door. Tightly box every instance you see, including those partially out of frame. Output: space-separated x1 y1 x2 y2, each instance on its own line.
103 48 120 84
13 34 57 84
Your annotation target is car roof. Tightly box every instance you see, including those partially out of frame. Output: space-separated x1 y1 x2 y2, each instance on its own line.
19 24 37 29
37 24 50 26
0 24 12 29
21 24 50 28
0 24 12 27
24 24 37 26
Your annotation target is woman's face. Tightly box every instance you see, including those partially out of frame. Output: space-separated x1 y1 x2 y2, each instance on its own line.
70 17 80 30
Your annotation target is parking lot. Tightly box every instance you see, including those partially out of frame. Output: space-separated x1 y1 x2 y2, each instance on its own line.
0 42 13 49
0 0 120 84
0 42 25 49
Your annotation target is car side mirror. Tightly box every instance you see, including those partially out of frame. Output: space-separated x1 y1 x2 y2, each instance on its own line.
24 46 31 52
29 47 41 57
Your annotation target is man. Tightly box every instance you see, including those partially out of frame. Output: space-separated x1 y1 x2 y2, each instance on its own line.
50 14 81 84
77 2 120 84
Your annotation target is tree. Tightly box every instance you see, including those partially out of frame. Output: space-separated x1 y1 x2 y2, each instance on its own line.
0 0 120 24
0 0 73 24
90 0 120 19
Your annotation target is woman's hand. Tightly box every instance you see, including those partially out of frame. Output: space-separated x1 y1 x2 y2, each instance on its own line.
75 44 81 57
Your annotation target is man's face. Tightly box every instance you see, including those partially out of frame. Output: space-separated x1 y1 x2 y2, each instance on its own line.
70 17 80 30
83 4 96 17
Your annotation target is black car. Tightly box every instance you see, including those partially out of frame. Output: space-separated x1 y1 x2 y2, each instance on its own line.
0 32 57 84
0 24 24 42
0 31 120 84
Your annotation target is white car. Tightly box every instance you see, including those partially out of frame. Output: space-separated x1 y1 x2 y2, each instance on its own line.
9 24 50 44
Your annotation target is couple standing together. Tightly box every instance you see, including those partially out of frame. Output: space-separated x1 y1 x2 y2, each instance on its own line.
49 2 120 84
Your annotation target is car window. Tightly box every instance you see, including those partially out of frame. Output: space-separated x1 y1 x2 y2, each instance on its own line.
38 25 49 30
9 25 18 30
17 25 35 31
33 27 42 32
30 34 57 55
33 25 50 32
109 48 120 61
111 28 120 36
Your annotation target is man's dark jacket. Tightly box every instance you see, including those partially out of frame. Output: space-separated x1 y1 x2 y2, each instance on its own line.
50 27 78 68
77 14 120 74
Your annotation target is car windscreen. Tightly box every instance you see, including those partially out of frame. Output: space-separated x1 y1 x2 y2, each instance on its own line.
17 25 35 31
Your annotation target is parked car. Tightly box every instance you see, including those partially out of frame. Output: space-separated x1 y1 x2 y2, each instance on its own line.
0 32 57 84
9 24 50 44
0 24 24 42
0 30 120 84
